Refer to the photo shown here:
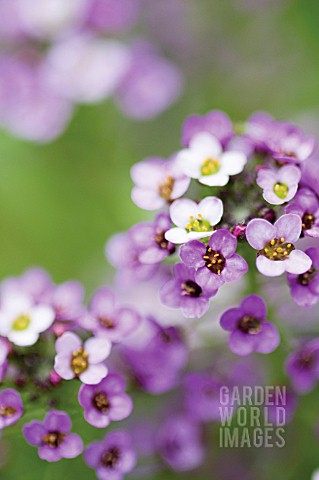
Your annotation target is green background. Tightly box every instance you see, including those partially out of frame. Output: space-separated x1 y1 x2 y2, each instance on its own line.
1 0 319 478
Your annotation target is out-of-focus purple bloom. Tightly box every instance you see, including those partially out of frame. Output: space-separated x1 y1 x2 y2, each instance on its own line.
0 267 53 305
115 43 184 120
0 56 72 142
131 156 190 211
84 431 136 480
23 410 83 462
246 213 311 277
78 372 133 428
181 110 233 148
286 339 319 394
220 294 280 356
54 332 111 384
129 213 175 264
245 111 277 153
0 389 23 429
44 280 84 322
106 232 159 286
176 132 247 187
43 34 130 104
85 0 140 33
160 263 217 318
269 125 316 165
122 317 188 394
301 156 319 196
286 187 319 237
287 247 319 307
0 338 9 383
156 414 204 472
180 228 248 291
256 165 301 205
83 287 141 343
183 372 225 422
165 196 223 244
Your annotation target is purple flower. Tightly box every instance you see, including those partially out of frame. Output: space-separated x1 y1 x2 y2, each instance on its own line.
130 156 190 211
180 228 248 290
106 232 158 285
268 125 316 164
165 196 223 244
115 42 184 120
0 338 9 382
256 165 301 205
181 110 233 148
85 0 140 34
285 339 319 393
23 410 83 462
84 431 136 480
220 294 280 356
0 389 23 429
183 372 225 422
287 247 319 307
156 414 204 472
286 187 319 237
246 213 311 277
129 213 175 264
83 287 140 343
301 155 319 196
45 280 84 322
122 317 188 394
160 263 217 318
54 332 111 384
78 372 133 428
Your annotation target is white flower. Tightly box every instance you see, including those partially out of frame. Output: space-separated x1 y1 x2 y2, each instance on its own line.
176 132 247 186
0 295 55 347
312 470 319 480
165 196 223 244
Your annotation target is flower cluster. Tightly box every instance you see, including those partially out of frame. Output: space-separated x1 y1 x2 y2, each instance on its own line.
0 0 184 142
2 110 319 478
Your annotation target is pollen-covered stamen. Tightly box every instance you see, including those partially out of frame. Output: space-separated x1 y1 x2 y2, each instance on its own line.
93 392 110 413
302 212 315 230
203 247 226 275
43 431 66 449
273 182 288 200
71 347 89 375
297 267 316 286
259 237 295 261
238 315 261 335
101 447 121 468
0 405 17 417
158 176 175 200
186 213 211 234
200 157 220 176
181 280 202 297
99 316 115 329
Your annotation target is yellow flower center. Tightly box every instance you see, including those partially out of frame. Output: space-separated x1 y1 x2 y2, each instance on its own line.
71 347 89 375
273 182 289 200
201 158 220 176
12 314 31 331
259 237 295 261
186 213 211 233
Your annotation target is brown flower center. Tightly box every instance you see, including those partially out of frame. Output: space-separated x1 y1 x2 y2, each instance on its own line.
101 447 121 468
43 431 66 448
298 267 316 286
302 213 315 230
158 176 175 201
238 315 261 335
298 353 314 369
71 347 89 375
259 237 295 261
93 392 110 413
99 316 115 329
0 405 17 417
203 247 226 275
181 280 202 298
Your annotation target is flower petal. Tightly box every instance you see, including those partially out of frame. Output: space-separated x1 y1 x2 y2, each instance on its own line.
274 214 302 243
285 249 312 275
198 196 223 226
179 240 206 267
254 322 280 354
169 199 197 228
246 219 275 250
165 228 188 244
85 336 112 363
220 151 247 175
256 256 286 277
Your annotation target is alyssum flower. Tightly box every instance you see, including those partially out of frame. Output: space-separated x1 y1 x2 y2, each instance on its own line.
287 247 319 307
176 131 247 187
0 389 23 429
180 228 248 290
220 294 280 356
285 339 319 394
54 332 111 384
246 213 311 277
286 187 319 238
165 196 223 244
256 165 301 205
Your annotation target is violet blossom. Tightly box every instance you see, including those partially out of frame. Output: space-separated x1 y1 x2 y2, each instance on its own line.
0 389 23 429
256 165 301 205
287 247 319 307
181 110 234 148
285 339 319 394
286 187 319 237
